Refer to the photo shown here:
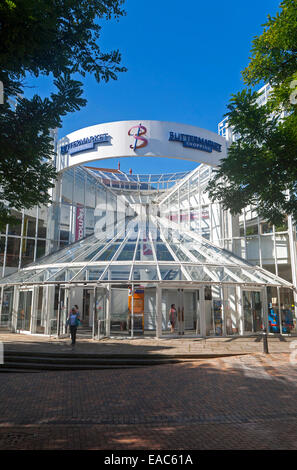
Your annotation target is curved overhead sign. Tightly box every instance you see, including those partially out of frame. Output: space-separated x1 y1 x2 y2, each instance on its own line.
57 120 227 173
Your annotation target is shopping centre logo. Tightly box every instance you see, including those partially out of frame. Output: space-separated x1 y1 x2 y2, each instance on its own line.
128 123 148 151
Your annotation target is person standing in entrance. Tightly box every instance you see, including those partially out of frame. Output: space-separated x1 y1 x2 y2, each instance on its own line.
74 305 81 322
169 304 177 333
67 307 80 347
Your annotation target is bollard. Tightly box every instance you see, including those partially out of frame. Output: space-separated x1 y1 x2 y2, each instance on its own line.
262 328 269 354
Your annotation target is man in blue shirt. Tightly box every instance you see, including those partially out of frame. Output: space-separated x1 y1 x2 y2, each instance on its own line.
67 307 80 347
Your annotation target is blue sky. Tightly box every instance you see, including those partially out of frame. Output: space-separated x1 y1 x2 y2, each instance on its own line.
26 0 281 174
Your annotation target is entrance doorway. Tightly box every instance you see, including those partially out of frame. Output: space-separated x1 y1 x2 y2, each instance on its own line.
82 289 91 325
93 286 108 339
17 290 32 331
162 288 200 336
243 290 263 333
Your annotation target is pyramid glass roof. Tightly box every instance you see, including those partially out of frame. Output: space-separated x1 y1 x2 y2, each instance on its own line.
0 215 293 288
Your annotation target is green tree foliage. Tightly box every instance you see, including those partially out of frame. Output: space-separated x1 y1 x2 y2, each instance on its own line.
0 0 126 229
207 0 297 225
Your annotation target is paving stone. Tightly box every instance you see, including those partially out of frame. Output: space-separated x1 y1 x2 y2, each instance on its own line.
0 351 297 449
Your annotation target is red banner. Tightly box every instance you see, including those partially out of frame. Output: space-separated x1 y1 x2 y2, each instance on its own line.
75 204 85 241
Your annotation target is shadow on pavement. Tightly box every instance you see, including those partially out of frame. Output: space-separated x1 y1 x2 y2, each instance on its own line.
0 353 296 449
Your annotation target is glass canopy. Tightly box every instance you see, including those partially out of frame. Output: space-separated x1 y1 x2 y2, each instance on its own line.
84 167 190 192
0 215 293 288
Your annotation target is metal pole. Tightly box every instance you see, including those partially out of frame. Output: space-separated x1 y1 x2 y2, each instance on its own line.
262 287 269 354
57 285 61 337
92 286 96 340
263 327 269 354
131 284 134 339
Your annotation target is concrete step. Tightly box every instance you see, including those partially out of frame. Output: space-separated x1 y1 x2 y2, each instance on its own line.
3 350 243 360
3 355 180 366
0 350 246 371
0 362 151 372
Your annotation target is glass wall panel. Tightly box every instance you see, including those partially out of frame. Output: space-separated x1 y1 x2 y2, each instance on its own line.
37 213 47 239
8 211 23 236
17 290 32 331
73 168 85 205
212 286 223 336
24 214 37 238
155 243 175 261
260 235 275 264
133 266 158 281
1 286 14 327
102 266 132 281
280 288 297 334
36 286 45 334
21 238 35 267
267 286 280 333
246 237 260 264
59 204 71 246
243 290 262 333
138 240 154 261
48 286 57 336
144 287 156 331
184 291 197 332
110 287 129 336
224 286 239 335
0 237 5 268
92 287 107 339
6 237 20 267
161 288 179 334
275 234 289 264
36 240 46 259
116 243 136 261
159 266 181 281
61 168 74 203
97 244 120 261
205 286 213 336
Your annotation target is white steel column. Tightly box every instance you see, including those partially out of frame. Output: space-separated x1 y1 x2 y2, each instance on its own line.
199 286 206 337
222 286 226 336
131 284 134 339
45 285 55 335
0 286 3 325
156 285 162 338
288 215 297 321
262 287 269 332
11 286 19 333
106 284 111 337
30 286 39 334
236 285 244 335
92 286 96 339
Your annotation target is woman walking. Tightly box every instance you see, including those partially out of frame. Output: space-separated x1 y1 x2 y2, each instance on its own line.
67 307 80 347
169 304 177 334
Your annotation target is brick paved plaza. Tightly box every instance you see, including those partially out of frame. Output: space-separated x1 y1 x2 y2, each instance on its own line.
0 333 297 450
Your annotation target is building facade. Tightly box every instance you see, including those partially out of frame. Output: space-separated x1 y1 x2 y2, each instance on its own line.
0 120 296 338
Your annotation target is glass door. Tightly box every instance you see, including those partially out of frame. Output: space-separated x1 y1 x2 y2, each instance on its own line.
17 290 33 331
1 287 14 328
183 290 197 335
36 286 45 334
93 287 107 339
243 290 263 333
